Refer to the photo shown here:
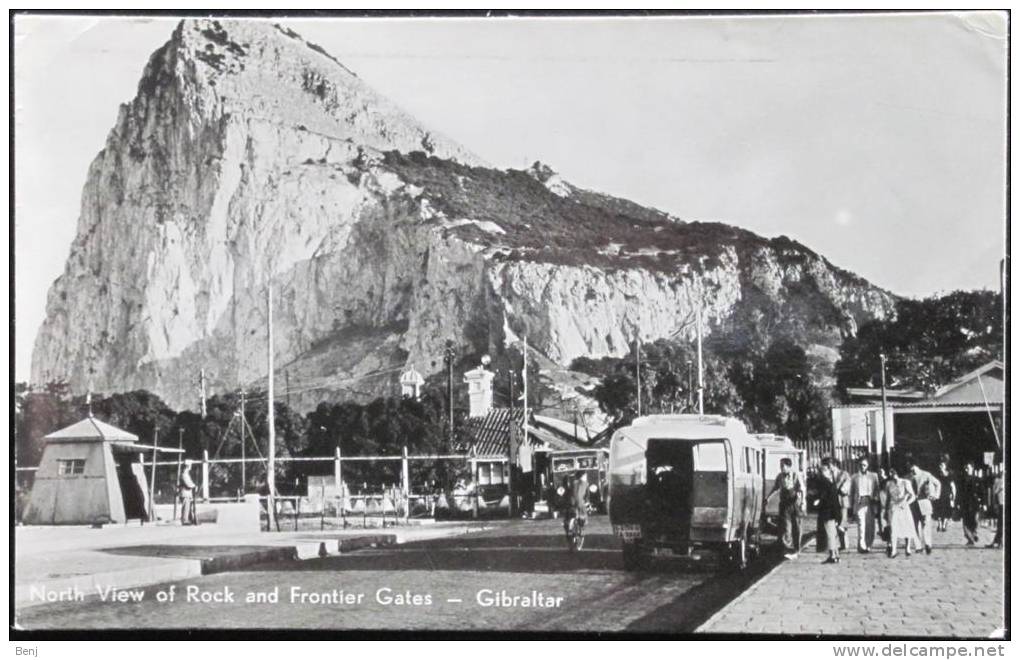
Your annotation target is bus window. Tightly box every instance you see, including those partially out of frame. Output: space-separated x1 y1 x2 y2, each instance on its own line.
692 442 727 472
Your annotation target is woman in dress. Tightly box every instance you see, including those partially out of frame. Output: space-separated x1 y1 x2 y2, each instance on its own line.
882 465 919 557
815 461 844 564
933 459 956 532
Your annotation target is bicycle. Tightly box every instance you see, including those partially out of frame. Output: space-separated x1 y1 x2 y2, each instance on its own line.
565 512 586 551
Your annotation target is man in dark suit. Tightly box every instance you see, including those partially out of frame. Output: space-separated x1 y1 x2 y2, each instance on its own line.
959 462 983 546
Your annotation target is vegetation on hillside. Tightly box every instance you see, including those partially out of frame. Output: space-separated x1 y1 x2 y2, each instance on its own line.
381 151 852 277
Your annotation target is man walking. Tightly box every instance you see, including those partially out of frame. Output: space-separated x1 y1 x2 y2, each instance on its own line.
909 457 941 554
850 456 881 552
959 462 983 545
179 459 197 525
987 467 1004 549
769 457 805 559
832 460 852 551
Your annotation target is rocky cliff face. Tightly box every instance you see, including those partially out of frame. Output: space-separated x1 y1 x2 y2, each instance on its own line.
31 19 897 411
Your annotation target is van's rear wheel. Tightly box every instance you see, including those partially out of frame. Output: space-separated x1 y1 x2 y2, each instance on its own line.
622 541 645 572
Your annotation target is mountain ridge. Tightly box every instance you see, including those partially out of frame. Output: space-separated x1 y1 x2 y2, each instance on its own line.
31 18 898 412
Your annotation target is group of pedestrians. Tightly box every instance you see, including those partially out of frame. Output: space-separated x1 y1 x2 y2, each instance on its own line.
771 453 1004 565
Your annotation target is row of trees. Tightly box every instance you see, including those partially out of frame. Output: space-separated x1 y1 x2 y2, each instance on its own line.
835 290 1003 395
573 290 1002 443
14 384 470 495
14 345 552 495
573 334 831 443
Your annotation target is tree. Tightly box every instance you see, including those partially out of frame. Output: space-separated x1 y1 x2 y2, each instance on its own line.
14 381 80 467
592 372 637 423
90 390 177 443
573 331 828 442
835 290 1003 397
299 391 451 490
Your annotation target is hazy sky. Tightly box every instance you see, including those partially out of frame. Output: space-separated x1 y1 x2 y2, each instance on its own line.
13 12 1008 381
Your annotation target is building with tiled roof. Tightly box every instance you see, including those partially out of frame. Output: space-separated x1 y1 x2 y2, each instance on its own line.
454 363 610 511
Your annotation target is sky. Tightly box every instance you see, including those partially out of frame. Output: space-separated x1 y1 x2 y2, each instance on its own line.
13 12 1008 381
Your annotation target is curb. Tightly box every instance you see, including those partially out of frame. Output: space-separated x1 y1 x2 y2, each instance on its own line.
16 526 480 610
696 532 817 633
14 559 205 610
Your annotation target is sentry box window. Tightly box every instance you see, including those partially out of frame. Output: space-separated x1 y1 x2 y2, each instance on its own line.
57 459 86 476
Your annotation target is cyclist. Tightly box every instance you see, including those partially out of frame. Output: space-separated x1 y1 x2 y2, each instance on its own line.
563 472 591 542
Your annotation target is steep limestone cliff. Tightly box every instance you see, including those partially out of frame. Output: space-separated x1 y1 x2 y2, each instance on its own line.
31 19 897 411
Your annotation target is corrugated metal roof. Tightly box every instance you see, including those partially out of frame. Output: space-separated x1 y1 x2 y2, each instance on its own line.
832 401 1003 410
44 416 138 442
111 442 184 454
456 408 526 456
528 426 586 452
846 387 924 402
933 360 1003 398
532 414 607 442
457 408 598 457
892 401 1003 409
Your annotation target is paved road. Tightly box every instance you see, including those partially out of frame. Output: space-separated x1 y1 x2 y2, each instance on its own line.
16 517 778 632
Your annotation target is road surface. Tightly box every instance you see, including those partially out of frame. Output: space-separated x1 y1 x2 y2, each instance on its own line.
16 517 780 632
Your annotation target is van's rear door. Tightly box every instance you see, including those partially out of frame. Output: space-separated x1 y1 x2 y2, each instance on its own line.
689 441 729 536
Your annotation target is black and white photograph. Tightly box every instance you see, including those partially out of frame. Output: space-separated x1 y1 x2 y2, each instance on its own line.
11 10 1008 640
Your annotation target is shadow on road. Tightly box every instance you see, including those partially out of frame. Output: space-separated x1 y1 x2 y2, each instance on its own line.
244 532 733 576
99 545 279 559
247 534 623 574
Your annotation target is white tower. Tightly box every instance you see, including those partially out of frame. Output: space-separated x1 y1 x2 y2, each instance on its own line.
463 358 495 418
399 365 425 400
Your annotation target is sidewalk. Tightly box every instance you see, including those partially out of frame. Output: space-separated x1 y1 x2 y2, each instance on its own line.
698 521 1005 637
15 520 494 609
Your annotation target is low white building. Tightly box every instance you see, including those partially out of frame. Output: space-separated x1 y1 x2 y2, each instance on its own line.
830 361 1003 470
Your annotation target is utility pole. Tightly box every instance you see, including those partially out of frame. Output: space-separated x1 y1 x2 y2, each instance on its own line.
173 429 183 521
686 360 693 412
879 353 889 470
508 368 515 414
285 370 291 410
696 307 705 415
444 340 456 449
199 368 207 419
635 339 642 417
266 286 277 531
239 390 247 495
522 336 529 428
148 428 159 522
